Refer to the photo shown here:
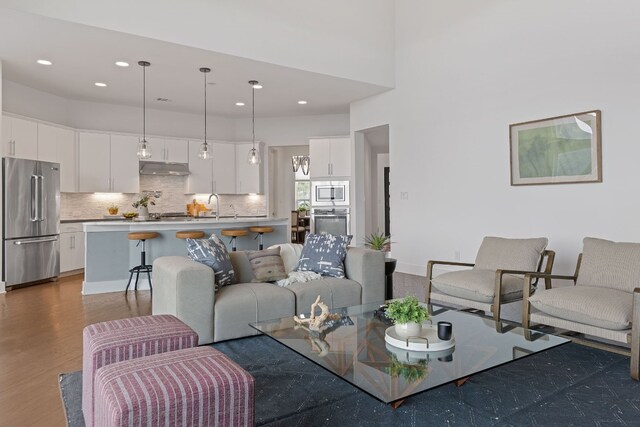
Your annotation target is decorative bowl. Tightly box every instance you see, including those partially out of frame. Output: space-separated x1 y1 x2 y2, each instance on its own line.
122 212 139 219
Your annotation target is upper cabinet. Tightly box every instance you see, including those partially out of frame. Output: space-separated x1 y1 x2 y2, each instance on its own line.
78 132 139 193
309 137 351 178
235 143 262 194
37 123 77 192
141 137 188 163
185 141 237 194
2 116 38 160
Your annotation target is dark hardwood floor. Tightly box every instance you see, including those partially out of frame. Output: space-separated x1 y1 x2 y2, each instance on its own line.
0 274 151 426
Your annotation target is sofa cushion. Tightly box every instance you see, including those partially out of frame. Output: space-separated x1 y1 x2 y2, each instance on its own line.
296 233 352 278
288 278 361 313
529 286 632 330
247 247 287 282
186 234 235 289
268 243 303 273
214 283 295 341
576 237 640 293
431 269 524 303
474 236 548 272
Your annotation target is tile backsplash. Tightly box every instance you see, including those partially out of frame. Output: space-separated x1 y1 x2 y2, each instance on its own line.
61 175 266 219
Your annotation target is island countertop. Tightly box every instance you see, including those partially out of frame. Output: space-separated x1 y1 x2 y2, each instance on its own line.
82 217 289 294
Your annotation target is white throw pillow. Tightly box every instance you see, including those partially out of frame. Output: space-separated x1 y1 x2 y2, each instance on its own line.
268 243 303 273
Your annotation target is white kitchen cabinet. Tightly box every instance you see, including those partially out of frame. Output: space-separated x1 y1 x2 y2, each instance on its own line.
309 137 351 178
235 143 262 194
2 115 38 160
186 141 236 194
60 223 84 272
78 132 139 193
141 137 188 163
37 123 77 192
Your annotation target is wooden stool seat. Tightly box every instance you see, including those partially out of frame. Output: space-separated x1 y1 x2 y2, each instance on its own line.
127 232 159 241
249 226 274 234
176 230 205 239
221 229 248 237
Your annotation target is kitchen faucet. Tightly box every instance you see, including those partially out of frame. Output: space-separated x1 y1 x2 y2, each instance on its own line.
208 193 220 220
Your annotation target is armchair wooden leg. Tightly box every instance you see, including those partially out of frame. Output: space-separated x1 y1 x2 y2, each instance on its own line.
425 261 434 305
522 274 532 330
492 271 503 323
632 289 640 380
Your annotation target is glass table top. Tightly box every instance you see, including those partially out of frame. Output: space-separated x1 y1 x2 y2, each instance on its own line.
249 302 569 404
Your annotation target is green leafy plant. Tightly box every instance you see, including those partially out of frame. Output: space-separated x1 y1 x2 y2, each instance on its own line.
132 195 156 208
385 355 428 382
297 202 310 213
364 231 392 251
385 296 428 324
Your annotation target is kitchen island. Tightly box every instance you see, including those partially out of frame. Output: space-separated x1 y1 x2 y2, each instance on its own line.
82 217 288 294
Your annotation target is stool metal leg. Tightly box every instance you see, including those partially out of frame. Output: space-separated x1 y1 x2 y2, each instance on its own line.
258 233 264 250
125 239 154 294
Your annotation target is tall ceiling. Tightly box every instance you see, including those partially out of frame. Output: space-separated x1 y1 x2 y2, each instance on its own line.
0 8 390 118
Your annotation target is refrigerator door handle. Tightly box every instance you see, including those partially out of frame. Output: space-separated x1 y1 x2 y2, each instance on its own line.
30 175 38 221
37 175 45 221
14 236 59 245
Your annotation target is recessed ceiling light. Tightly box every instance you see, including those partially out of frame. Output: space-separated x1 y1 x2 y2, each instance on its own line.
115 61 129 67
235 102 245 106
298 100 308 105
94 82 107 87
37 59 52 66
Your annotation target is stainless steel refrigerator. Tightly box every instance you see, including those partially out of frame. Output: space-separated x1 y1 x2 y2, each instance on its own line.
3 158 60 286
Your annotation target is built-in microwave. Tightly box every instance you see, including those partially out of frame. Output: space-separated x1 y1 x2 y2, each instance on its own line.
311 181 350 206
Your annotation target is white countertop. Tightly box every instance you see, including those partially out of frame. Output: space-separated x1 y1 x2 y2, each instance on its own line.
83 216 288 232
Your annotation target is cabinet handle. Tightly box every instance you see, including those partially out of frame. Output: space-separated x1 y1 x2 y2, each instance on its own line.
71 235 75 249
11 140 15 156
327 164 330 175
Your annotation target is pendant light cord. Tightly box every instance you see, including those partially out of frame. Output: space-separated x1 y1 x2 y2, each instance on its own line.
252 85 255 150
204 70 207 143
142 64 146 141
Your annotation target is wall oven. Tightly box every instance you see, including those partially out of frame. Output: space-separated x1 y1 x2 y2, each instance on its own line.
311 208 350 236
311 181 349 206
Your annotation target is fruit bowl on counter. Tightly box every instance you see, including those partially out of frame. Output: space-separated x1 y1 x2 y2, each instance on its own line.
122 212 139 219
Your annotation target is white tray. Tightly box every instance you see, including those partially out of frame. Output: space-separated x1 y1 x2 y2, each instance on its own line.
385 324 455 352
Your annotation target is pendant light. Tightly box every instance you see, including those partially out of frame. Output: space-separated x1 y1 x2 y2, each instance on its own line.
291 155 310 175
198 67 212 160
247 80 261 165
137 61 152 159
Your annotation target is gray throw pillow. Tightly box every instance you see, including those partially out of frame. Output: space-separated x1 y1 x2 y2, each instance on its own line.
296 233 352 278
186 234 235 289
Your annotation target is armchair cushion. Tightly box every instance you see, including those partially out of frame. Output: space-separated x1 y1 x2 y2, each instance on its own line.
474 236 548 272
529 286 632 330
431 269 524 303
577 237 640 293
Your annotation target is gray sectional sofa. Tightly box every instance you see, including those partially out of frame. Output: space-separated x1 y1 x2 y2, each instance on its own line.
152 246 385 344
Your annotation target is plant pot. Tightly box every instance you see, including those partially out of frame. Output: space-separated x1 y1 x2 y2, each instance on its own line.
394 321 422 338
138 206 149 220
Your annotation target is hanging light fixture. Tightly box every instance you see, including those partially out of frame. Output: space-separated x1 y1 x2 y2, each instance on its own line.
198 67 212 160
291 155 310 175
247 80 261 165
137 61 152 159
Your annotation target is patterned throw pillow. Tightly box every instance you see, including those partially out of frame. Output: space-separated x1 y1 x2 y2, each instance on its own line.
186 234 235 289
296 233 352 278
247 247 288 283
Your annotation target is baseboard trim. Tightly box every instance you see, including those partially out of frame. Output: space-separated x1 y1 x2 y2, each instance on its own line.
82 277 150 295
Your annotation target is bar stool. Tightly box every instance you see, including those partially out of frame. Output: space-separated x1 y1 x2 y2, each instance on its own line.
175 230 205 239
221 229 248 251
249 226 274 250
126 232 159 294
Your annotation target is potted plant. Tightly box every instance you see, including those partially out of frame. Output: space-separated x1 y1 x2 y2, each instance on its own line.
385 295 429 338
297 202 310 217
132 195 155 219
364 231 392 252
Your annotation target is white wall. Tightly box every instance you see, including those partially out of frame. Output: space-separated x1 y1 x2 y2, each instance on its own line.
0 0 395 88
0 61 4 293
352 0 640 275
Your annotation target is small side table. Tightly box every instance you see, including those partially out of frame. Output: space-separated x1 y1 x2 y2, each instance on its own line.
385 258 397 300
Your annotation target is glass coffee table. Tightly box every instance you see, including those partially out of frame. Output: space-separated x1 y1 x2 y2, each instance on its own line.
250 302 569 406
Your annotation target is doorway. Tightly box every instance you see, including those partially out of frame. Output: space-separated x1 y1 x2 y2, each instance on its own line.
358 125 390 239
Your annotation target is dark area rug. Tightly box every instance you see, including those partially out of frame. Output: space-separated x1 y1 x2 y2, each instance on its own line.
60 336 640 426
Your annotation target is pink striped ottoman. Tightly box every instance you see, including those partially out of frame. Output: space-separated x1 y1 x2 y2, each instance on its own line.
94 347 255 427
82 315 198 427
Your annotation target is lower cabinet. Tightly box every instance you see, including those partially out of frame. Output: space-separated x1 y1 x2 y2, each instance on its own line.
60 224 85 272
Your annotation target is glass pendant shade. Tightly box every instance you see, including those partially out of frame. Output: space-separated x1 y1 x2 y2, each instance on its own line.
137 139 151 159
247 147 261 165
198 142 212 159
292 156 301 172
291 155 310 175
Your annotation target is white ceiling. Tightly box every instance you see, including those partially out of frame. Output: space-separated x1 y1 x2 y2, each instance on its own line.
0 8 390 118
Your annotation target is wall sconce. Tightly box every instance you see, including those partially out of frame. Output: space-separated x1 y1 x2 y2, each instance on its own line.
292 155 310 175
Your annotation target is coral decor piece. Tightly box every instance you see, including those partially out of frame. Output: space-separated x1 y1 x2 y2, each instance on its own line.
294 295 341 331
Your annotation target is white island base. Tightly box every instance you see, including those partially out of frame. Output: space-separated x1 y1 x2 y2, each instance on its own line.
82 217 288 294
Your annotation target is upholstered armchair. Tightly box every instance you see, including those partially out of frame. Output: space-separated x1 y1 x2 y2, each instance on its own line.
522 237 640 380
426 236 555 322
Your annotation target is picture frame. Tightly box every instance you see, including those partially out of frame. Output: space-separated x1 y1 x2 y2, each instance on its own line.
509 110 602 186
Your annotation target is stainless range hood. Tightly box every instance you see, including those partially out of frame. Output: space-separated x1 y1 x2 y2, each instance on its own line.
139 161 190 176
